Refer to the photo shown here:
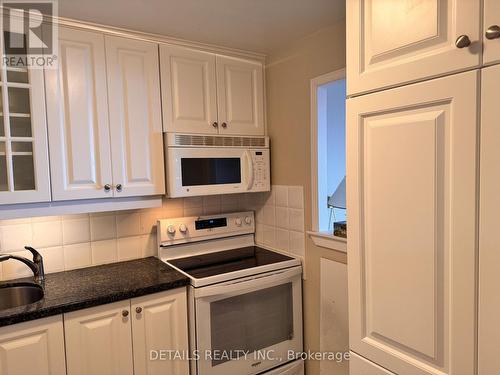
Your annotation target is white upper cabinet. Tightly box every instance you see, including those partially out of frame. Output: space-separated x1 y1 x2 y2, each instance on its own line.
105 36 165 197
0 316 66 375
160 46 265 136
46 31 165 201
45 27 113 201
0 30 50 205
347 71 477 375
483 0 500 65
216 55 264 135
160 45 218 134
346 0 481 95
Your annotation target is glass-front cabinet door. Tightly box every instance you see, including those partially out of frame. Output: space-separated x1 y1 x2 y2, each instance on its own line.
0 30 50 205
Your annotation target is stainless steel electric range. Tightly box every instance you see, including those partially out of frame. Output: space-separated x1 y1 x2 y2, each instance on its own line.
157 211 304 375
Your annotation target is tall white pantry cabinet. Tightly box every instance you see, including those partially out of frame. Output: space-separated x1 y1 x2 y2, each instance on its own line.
347 1 500 374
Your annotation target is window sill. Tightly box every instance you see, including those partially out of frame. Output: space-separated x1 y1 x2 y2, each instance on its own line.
307 231 347 253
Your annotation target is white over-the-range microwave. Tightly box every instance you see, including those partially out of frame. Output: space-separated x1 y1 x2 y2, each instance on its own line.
164 133 271 197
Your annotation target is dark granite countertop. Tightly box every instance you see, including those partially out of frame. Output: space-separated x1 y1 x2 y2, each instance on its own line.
0 257 189 327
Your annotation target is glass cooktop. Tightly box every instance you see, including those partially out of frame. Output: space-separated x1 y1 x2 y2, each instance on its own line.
168 246 294 279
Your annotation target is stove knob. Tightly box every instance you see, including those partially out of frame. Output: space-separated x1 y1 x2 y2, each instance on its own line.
244 216 252 225
235 218 242 227
167 225 176 235
179 224 188 234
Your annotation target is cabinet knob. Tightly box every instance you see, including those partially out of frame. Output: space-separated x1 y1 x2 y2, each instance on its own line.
122 310 129 317
486 25 500 40
116 184 122 192
455 35 471 48
221 122 227 128
136 307 142 314
104 184 111 192
212 122 218 128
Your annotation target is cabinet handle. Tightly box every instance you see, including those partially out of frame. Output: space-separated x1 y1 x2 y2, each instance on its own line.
221 122 228 128
212 122 218 128
116 184 122 192
486 25 500 40
122 310 129 317
104 184 111 192
455 35 471 48
136 307 142 314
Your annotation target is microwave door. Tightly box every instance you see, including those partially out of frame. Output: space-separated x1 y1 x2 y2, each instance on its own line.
181 157 242 186
243 150 255 190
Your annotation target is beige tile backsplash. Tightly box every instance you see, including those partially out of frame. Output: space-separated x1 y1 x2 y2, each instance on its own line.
255 185 305 259
0 187 305 281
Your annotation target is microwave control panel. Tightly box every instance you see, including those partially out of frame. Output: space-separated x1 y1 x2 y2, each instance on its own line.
250 149 270 191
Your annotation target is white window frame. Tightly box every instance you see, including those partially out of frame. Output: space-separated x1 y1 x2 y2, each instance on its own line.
308 68 347 253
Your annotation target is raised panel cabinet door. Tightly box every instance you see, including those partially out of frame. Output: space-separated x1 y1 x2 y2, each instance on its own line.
0 315 66 375
478 64 500 375
346 0 480 96
0 28 51 205
131 288 189 375
105 36 165 197
350 352 396 375
347 71 477 375
483 0 500 65
160 45 218 134
45 27 113 201
64 300 134 375
216 55 265 136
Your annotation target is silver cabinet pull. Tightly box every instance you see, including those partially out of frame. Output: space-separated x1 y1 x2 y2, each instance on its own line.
212 122 218 128
455 35 471 48
122 310 129 317
221 122 227 128
486 25 500 40
116 184 122 192
136 307 142 314
104 184 111 191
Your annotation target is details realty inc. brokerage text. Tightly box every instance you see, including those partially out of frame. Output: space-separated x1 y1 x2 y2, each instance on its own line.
150 350 350 363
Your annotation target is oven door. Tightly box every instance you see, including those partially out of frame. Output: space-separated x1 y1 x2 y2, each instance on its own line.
194 266 303 375
167 147 254 197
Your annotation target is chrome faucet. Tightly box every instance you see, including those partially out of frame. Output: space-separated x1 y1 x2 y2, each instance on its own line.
0 246 45 283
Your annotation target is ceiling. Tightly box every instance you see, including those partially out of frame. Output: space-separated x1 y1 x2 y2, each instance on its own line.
58 0 345 54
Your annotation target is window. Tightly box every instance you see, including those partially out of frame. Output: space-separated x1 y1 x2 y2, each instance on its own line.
310 69 347 250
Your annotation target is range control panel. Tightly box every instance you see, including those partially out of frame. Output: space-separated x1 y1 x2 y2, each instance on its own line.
158 211 255 246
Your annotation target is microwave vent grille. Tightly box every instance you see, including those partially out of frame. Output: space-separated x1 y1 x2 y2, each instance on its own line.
174 134 266 147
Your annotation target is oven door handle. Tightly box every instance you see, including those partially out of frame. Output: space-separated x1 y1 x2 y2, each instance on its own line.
194 266 302 299
243 150 254 190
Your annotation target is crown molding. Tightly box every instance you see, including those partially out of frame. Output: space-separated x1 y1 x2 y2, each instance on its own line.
44 15 266 63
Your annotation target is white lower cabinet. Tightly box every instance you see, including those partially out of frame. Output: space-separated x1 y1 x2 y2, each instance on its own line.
131 288 189 375
478 64 500 374
347 71 478 375
64 300 134 375
0 316 66 375
350 352 396 375
64 289 188 375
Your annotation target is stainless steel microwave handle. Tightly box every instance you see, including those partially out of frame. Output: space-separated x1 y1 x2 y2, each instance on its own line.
244 150 254 190
194 266 302 299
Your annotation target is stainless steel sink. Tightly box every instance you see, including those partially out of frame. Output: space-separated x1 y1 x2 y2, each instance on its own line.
0 283 44 310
